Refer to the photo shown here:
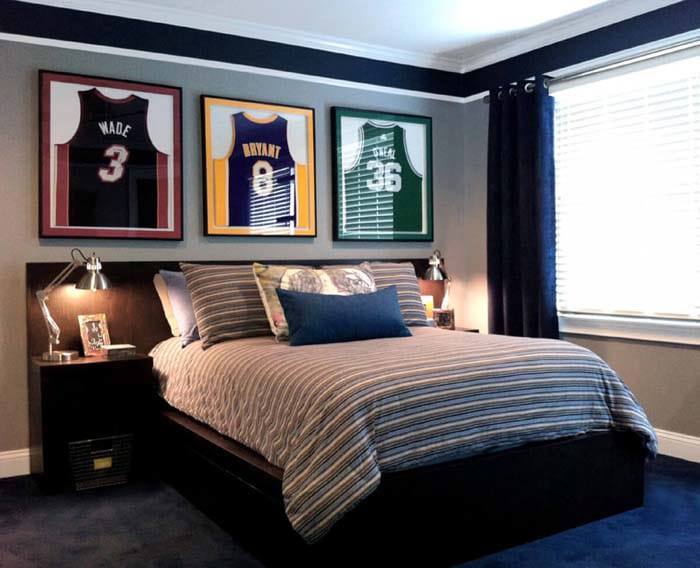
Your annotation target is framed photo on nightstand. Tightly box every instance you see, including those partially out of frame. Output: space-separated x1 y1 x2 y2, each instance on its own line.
433 309 455 330
78 313 111 356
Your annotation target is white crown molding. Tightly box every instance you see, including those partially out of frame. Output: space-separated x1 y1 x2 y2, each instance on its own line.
656 428 700 463
0 448 30 479
455 0 685 73
20 0 685 74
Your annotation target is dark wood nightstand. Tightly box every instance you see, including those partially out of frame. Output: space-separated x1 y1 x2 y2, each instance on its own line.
29 354 155 492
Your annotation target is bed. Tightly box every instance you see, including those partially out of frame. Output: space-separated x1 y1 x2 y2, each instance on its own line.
25 259 656 567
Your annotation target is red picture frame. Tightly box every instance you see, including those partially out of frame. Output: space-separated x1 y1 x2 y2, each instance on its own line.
39 71 182 240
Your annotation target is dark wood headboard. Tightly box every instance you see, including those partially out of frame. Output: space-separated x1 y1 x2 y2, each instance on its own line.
26 258 444 358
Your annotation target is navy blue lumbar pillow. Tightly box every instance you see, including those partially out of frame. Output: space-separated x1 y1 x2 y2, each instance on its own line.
276 286 412 346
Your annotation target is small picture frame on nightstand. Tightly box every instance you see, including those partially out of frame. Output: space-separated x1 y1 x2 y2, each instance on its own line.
433 309 455 330
78 313 111 356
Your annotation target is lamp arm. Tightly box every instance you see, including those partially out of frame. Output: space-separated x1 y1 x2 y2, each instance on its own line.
42 257 83 296
36 289 61 346
36 256 83 348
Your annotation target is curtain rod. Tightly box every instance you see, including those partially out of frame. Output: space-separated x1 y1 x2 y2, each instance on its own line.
482 34 700 104
481 82 536 104
548 35 700 86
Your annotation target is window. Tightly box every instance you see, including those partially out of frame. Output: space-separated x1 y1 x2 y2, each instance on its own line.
553 52 700 344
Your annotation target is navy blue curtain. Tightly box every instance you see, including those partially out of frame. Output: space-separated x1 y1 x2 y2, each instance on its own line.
487 76 559 339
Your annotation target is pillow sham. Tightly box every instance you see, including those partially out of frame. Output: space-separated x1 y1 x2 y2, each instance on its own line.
153 273 179 336
277 286 411 346
158 270 200 347
253 262 376 338
368 262 430 327
180 263 271 349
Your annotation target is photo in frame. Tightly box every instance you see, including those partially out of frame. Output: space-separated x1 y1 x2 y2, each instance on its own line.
201 95 316 237
433 309 455 330
40 71 182 239
332 107 433 241
78 313 111 356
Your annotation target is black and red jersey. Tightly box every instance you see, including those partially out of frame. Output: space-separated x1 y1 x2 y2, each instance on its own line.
55 88 168 228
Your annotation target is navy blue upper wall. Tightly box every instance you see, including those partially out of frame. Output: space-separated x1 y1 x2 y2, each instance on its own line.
1 0 699 97
0 1 464 96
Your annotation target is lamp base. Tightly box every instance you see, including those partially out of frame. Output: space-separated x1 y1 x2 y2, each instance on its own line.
41 350 79 362
41 351 62 362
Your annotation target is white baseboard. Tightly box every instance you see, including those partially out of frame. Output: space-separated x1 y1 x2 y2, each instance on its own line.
0 429 696 479
0 448 30 479
656 428 700 463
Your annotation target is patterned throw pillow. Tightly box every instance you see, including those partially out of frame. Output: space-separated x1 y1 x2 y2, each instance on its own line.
253 262 376 338
180 263 271 349
368 262 429 326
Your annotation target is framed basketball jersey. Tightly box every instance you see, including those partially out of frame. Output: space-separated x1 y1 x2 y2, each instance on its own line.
201 95 316 237
40 71 182 239
332 107 433 241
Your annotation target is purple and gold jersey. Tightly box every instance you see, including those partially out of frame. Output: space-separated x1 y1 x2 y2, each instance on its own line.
226 112 296 228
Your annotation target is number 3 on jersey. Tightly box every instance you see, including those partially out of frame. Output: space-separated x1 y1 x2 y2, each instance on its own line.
98 144 129 183
367 160 402 192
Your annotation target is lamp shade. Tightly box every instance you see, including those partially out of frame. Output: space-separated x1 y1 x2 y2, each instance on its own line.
76 253 111 291
76 271 111 291
424 265 444 281
423 250 445 281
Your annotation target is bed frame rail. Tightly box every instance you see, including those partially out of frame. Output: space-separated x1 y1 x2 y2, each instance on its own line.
157 407 645 567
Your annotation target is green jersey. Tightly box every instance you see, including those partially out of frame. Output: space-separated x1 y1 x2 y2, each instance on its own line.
341 121 423 238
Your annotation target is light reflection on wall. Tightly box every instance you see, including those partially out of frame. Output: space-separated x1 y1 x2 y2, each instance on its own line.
63 284 92 299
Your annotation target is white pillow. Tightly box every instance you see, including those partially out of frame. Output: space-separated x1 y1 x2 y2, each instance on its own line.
153 273 179 336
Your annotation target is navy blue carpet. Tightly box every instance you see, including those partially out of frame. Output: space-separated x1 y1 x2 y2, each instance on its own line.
0 456 698 567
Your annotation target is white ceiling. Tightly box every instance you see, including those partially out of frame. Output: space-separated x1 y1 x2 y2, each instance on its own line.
128 0 611 55
26 0 683 72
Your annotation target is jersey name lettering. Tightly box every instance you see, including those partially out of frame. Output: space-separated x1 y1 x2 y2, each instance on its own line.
242 142 281 159
372 146 396 160
97 120 132 138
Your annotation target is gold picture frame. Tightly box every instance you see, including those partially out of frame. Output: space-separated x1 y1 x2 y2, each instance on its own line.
78 313 111 356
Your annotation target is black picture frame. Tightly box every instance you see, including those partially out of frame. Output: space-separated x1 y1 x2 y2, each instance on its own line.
332 107 434 242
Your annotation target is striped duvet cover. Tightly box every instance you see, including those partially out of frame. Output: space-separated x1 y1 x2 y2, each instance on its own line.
150 327 657 543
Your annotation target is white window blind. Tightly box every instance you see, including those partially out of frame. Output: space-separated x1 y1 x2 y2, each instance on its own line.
553 53 700 337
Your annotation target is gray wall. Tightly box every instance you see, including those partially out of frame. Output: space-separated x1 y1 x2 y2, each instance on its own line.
2 40 697 454
0 40 467 452
563 335 700 436
455 101 490 334
457 99 700 438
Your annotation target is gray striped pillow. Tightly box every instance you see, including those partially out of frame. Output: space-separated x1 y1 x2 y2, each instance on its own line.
180 263 271 348
368 262 429 327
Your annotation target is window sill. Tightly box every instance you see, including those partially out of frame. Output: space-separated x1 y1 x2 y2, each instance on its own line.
558 313 700 346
